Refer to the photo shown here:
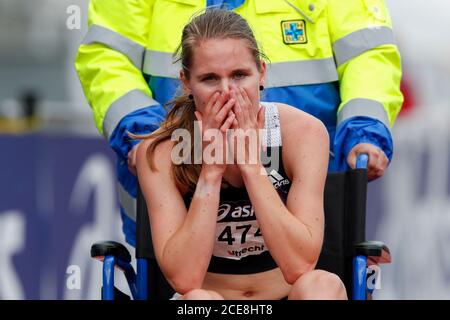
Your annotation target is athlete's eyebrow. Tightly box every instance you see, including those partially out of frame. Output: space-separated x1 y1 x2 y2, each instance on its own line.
197 72 217 79
231 68 252 75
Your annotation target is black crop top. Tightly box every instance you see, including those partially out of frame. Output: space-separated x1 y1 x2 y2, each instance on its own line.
182 103 292 274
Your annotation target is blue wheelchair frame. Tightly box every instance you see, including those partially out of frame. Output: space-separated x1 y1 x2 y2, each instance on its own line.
352 154 370 300
101 256 147 300
94 154 391 300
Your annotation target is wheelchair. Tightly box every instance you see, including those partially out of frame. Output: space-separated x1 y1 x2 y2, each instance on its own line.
91 154 391 300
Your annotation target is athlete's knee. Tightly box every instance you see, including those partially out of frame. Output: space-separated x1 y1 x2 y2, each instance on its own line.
181 289 224 300
289 270 347 300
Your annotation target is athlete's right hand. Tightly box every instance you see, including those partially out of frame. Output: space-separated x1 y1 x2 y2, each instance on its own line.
194 91 236 177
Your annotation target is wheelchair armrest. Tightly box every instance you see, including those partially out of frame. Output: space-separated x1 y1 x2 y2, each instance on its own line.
354 241 391 265
91 241 132 263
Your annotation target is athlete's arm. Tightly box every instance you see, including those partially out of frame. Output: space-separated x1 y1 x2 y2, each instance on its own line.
136 139 221 294
241 105 328 284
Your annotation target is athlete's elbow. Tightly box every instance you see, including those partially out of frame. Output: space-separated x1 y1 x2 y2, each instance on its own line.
167 271 204 295
283 262 316 285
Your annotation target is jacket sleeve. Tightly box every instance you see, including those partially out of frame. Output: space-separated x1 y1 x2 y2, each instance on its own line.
75 0 166 159
327 0 403 169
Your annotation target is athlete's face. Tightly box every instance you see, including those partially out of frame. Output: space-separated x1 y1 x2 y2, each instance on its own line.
181 37 266 115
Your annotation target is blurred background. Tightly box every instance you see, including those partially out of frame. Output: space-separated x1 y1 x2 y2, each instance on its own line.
0 0 449 299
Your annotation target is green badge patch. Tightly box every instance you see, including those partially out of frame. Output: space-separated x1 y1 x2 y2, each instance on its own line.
281 20 307 44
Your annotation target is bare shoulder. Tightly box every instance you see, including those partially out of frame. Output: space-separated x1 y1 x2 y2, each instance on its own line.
273 102 329 144
136 137 174 175
272 103 329 181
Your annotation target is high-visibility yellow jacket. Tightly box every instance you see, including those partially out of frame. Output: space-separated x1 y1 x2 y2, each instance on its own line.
75 0 403 245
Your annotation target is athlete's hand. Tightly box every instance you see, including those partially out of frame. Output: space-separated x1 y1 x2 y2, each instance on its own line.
195 91 236 178
230 86 265 174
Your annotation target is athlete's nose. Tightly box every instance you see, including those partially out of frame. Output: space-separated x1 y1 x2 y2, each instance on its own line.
219 79 232 97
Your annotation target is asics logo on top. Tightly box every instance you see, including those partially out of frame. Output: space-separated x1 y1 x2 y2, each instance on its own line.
217 203 255 222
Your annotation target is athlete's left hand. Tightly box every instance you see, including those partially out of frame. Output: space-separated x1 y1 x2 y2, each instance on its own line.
230 85 265 174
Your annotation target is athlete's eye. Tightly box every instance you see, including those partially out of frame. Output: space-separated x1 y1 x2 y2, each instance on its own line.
234 72 247 79
202 75 217 82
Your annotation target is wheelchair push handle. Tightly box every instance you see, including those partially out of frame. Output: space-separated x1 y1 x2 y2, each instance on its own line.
356 153 369 170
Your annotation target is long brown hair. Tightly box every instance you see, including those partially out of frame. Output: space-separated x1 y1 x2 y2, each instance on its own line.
133 9 266 193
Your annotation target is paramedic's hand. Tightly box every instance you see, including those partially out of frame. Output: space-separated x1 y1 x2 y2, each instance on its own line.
347 143 389 181
128 142 140 176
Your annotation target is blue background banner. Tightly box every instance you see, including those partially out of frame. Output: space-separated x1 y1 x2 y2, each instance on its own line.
0 133 125 299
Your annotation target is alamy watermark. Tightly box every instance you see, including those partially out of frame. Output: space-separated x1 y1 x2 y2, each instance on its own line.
366 265 382 290
66 5 81 30
66 265 81 290
170 124 280 174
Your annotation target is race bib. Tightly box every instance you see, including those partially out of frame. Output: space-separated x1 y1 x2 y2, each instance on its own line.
213 202 268 260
